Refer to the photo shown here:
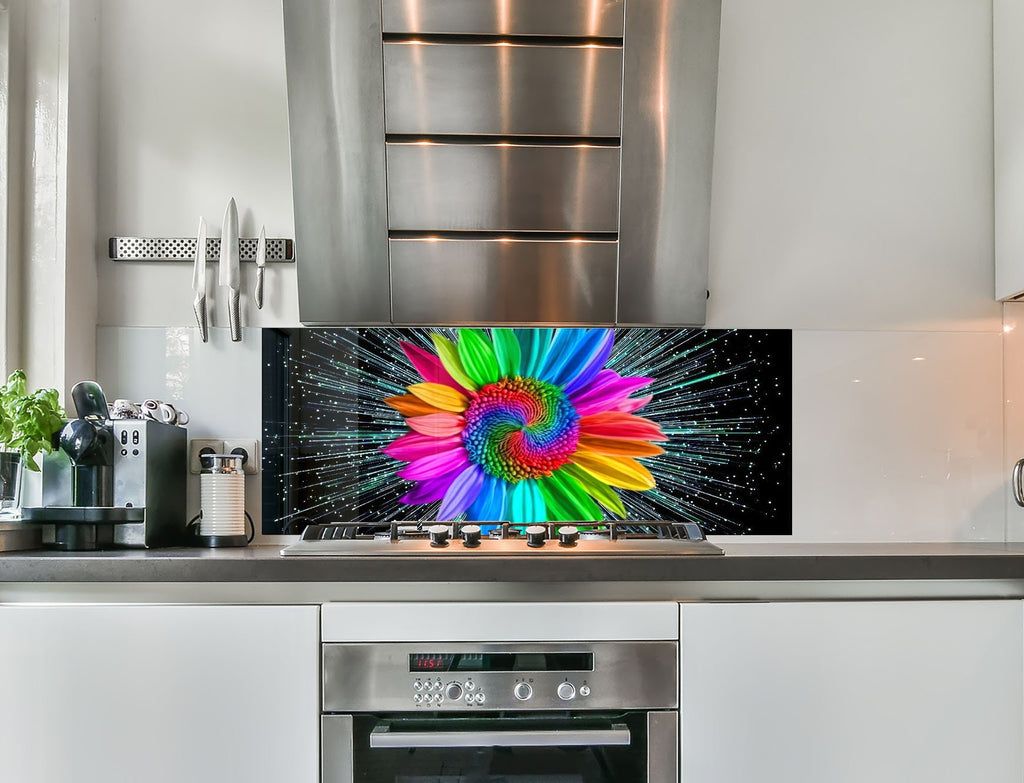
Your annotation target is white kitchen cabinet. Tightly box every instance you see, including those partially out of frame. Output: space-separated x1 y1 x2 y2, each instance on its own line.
996 0 1024 299
679 600 1023 783
0 604 319 783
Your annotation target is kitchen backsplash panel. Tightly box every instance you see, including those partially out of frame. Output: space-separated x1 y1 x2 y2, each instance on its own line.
261 328 792 536
96 326 1004 543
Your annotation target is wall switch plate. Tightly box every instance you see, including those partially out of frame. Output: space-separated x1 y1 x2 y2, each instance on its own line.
223 438 259 475
189 439 224 474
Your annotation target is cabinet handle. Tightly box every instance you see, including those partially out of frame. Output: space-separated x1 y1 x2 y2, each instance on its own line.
1013 458 1024 507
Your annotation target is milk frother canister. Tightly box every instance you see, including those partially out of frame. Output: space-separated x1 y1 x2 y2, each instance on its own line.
197 453 248 547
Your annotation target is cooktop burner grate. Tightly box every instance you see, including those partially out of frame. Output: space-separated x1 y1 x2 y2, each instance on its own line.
280 520 724 557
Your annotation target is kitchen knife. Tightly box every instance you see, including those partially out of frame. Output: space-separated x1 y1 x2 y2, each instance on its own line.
219 197 241 342
192 217 209 342
254 224 266 310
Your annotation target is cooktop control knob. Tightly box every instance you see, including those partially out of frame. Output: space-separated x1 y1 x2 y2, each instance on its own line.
445 682 463 702
525 525 547 548
557 682 576 701
557 526 579 547
428 524 450 547
513 682 533 701
461 524 481 548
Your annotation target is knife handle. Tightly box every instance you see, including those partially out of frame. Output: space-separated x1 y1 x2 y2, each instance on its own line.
255 267 265 310
228 289 241 342
193 294 209 343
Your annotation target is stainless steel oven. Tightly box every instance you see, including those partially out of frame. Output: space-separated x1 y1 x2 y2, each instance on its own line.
321 641 678 782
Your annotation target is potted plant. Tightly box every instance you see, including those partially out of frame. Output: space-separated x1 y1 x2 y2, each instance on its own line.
0 370 65 513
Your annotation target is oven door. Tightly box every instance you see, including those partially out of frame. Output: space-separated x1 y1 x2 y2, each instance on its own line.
323 711 677 783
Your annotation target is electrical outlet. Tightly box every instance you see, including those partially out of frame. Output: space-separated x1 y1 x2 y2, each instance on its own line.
189 439 224 474
223 438 259 475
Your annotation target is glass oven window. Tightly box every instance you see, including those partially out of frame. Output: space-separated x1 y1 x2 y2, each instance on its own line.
349 713 648 783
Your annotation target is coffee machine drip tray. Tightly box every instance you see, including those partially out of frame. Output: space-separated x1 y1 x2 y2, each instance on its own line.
20 506 147 551
21 507 145 523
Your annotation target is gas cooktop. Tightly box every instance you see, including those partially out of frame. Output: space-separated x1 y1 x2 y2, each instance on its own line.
280 521 723 557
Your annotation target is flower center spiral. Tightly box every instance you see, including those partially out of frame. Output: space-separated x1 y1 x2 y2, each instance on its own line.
462 376 580 483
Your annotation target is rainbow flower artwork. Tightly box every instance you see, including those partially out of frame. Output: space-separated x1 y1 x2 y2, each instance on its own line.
380 328 664 523
262 327 792 535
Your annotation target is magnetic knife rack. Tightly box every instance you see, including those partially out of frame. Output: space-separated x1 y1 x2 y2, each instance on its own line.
108 237 295 263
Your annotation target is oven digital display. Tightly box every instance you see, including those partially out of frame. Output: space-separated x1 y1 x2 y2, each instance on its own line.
409 652 594 673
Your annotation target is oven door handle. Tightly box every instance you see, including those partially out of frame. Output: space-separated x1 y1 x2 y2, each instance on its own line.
369 723 632 749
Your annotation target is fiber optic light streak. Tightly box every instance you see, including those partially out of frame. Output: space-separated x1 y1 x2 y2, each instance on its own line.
262 328 791 535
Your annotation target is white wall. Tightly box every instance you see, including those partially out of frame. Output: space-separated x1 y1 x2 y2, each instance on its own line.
92 0 1005 542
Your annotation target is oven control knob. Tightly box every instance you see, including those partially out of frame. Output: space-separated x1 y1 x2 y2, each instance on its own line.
579 685 591 697
557 682 576 701
557 526 579 546
445 682 464 701
461 524 481 548
428 524 450 547
525 525 547 548
514 682 533 701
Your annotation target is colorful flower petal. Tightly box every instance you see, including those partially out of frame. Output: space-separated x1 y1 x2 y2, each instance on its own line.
491 329 521 378
516 329 552 378
457 328 502 386
561 463 627 518
382 432 463 462
431 334 479 391
615 394 653 414
437 464 486 520
579 411 667 442
384 394 445 418
400 475 455 504
509 479 545 524
572 373 656 416
400 341 462 390
537 329 589 385
467 474 507 521
576 435 665 457
408 383 469 412
397 447 470 481
569 451 656 491
406 412 466 438
562 329 615 396
538 470 602 522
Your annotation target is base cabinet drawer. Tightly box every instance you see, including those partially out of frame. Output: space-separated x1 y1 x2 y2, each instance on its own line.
0 605 319 783
679 601 1024 783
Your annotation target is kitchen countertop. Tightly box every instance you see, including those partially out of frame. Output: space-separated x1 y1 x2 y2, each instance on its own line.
2 542 1024 603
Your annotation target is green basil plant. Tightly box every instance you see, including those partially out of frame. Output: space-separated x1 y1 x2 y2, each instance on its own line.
0 370 65 471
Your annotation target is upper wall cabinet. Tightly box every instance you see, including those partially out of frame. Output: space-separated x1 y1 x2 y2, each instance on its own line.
996 0 1024 300
283 0 721 326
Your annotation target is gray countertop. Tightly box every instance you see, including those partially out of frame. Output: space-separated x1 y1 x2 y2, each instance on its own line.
3 542 1024 584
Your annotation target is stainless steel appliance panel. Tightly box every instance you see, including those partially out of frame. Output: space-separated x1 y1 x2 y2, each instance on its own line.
322 715 354 783
647 712 679 782
283 0 392 324
322 642 678 712
386 143 621 231
390 239 617 324
617 0 721 325
382 0 625 37
383 42 623 137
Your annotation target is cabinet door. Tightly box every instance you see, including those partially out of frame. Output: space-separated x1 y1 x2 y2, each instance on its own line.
680 601 1023 783
0 604 319 783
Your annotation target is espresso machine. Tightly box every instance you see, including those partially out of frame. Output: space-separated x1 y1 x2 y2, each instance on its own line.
22 381 187 550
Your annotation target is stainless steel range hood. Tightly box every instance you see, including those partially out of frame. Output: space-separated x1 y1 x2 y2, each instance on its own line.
283 0 721 326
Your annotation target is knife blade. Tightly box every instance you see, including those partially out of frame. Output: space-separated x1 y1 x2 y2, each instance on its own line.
254 224 266 310
219 197 241 342
192 217 209 342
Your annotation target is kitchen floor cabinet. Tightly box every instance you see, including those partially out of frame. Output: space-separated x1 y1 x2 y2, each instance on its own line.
679 600 1023 783
0 604 319 783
